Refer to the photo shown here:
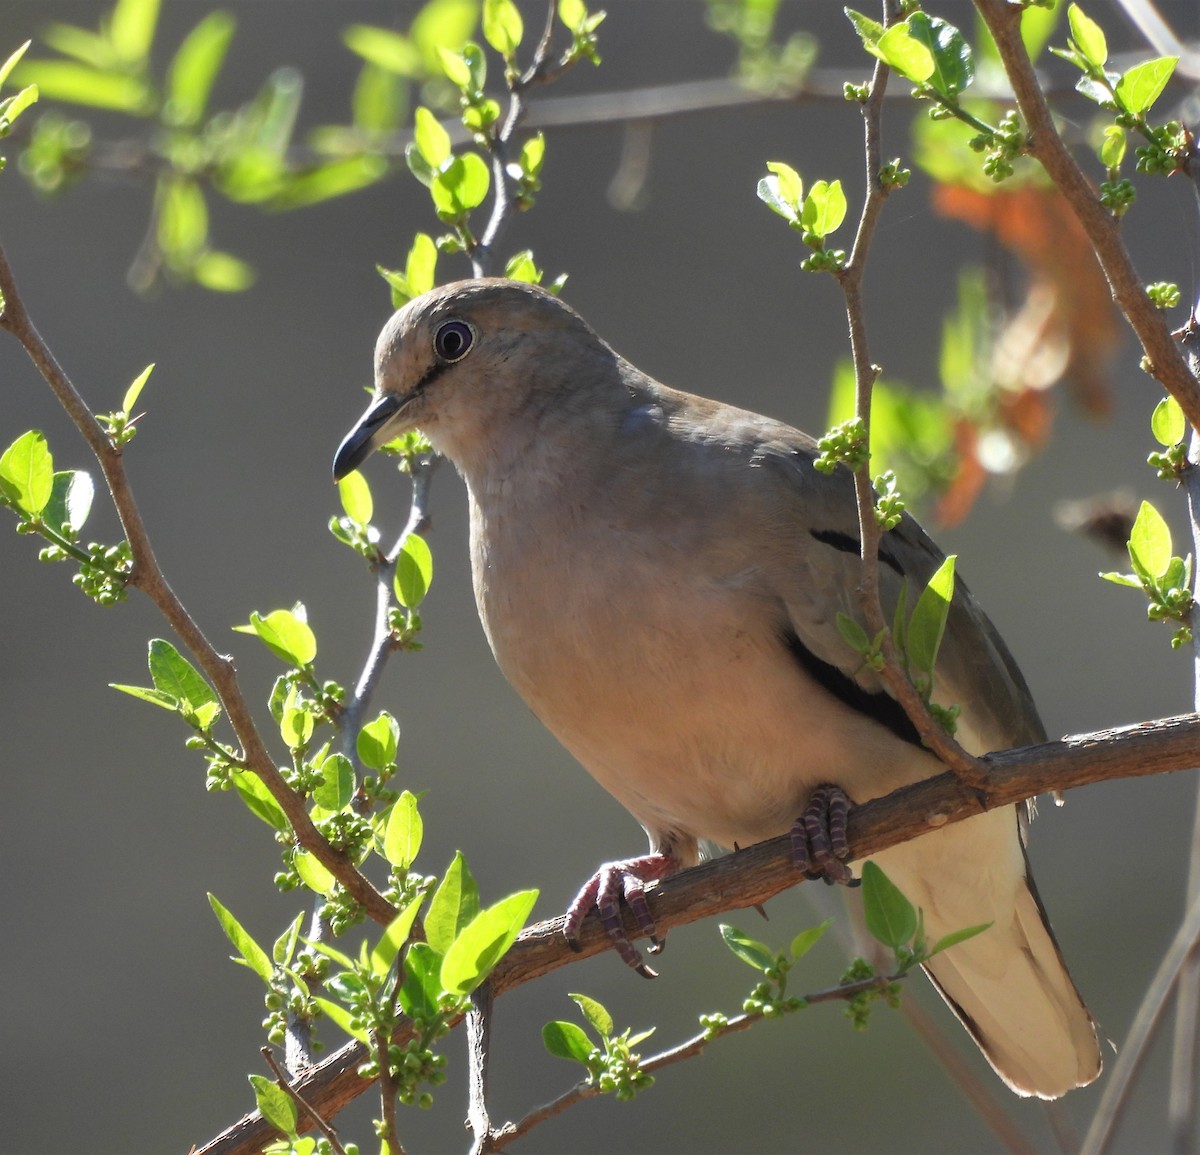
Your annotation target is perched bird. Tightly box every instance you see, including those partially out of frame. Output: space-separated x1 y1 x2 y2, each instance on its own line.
334 278 1101 1099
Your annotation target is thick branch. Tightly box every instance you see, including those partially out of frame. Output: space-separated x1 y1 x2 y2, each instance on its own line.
196 712 1200 1155
973 0 1200 429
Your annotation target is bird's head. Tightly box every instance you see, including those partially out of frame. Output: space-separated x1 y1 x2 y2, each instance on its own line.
333 278 613 482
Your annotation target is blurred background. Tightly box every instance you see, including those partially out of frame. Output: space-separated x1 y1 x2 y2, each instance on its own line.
1 1 1199 1152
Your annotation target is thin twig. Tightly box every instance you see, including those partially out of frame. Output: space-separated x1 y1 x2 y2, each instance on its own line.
198 711 1200 1154
834 19 986 787
1081 890 1200 1155
260 1047 350 1155
0 241 398 928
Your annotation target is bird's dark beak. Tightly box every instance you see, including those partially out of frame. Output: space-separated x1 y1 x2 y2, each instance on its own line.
333 392 406 481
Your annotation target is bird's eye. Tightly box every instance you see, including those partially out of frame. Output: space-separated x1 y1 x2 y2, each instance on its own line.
434 320 474 362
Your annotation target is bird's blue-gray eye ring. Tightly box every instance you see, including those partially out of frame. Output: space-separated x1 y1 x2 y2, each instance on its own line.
434 320 474 362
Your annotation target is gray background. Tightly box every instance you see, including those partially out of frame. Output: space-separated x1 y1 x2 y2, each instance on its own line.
1 1 1198 1152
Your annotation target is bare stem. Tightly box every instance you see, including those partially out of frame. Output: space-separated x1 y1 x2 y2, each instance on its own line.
466 985 495 1154
260 1047 351 1155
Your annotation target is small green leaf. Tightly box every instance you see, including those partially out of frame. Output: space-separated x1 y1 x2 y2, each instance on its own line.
790 918 834 960
801 179 847 238
844 9 885 53
904 12 973 97
519 132 545 176
569 993 613 1039
438 45 473 88
294 850 337 897
1099 124 1126 170
861 861 918 949
235 607 317 667
719 924 776 972
0 429 54 515
1152 396 1186 447
399 941 444 1020
343 25 422 75
405 233 438 297
370 894 426 977
10 61 149 112
44 470 94 534
875 23 935 83
1067 4 1107 67
0 84 38 126
426 850 480 954
1115 56 1177 115
122 363 154 414
193 250 255 293
313 752 355 811
483 0 524 57
231 770 290 832
431 151 491 215
412 106 451 167
907 555 956 677
441 889 539 995
209 893 274 981
357 710 399 770
165 11 235 125
543 1019 594 1063
929 921 993 957
148 638 218 715
1129 500 1172 579
1099 570 1142 588
338 470 373 526
394 532 434 608
110 0 162 64
382 790 423 870
0 41 31 90
247 1073 298 1136
109 683 178 711
273 911 305 967
314 995 371 1045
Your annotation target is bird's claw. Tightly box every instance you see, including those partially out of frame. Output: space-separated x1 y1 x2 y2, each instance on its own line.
791 783 858 887
563 852 678 977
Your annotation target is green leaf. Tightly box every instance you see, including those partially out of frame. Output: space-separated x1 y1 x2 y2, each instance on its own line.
157 178 208 261
425 850 480 953
790 918 834 960
0 41 31 90
519 132 545 176
861 860 918 949
358 711 400 770
313 752 355 811
569 993 613 1039
273 911 305 967
543 1019 594 1063
907 555 956 677
314 995 371 1045
929 921 993 957
231 769 290 832
338 470 373 526
1129 500 1172 580
1099 570 1141 588
193 250 255 293
875 23 935 83
270 155 388 211
438 45 473 88
15 61 150 111
294 850 337 897
801 179 847 238
0 84 37 127
370 894 426 977
43 469 94 534
483 0 524 57
122 363 154 413
399 941 444 1020
0 429 54 515
110 0 161 64
905 12 973 97
719 924 776 973
1067 4 1107 67
1115 56 1178 116
412 106 451 167
1099 124 1126 169
165 11 235 125
247 1073 298 1136
844 9 885 54
441 889 539 995
431 151 491 215
148 638 218 714
765 159 803 207
382 790 423 870
235 607 317 667
109 683 178 711
209 893 274 981
1152 396 1186 447
351 59 406 135
343 25 423 75
394 532 434 608
406 232 438 297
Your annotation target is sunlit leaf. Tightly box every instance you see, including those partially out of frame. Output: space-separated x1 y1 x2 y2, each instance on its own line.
209 893 274 981
165 10 235 125
861 861 917 949
1129 500 1172 580
441 889 539 995
543 1019 593 1063
338 469 373 526
1151 396 1185 447
1067 3 1107 67
247 1073 297 1135
907 555 956 676
425 851 480 954
1115 55 1177 115
382 790 423 870
394 532 433 608
569 992 613 1038
0 429 54 515
719 924 775 972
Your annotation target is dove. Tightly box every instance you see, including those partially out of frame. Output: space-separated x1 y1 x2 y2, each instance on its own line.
333 278 1101 1098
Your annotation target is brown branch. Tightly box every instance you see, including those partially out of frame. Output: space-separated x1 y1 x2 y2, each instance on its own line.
195 712 1200 1155
973 0 1200 430
0 241 397 929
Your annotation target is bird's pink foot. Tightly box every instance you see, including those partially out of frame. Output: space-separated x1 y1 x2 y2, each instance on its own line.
791 784 858 887
564 852 678 977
